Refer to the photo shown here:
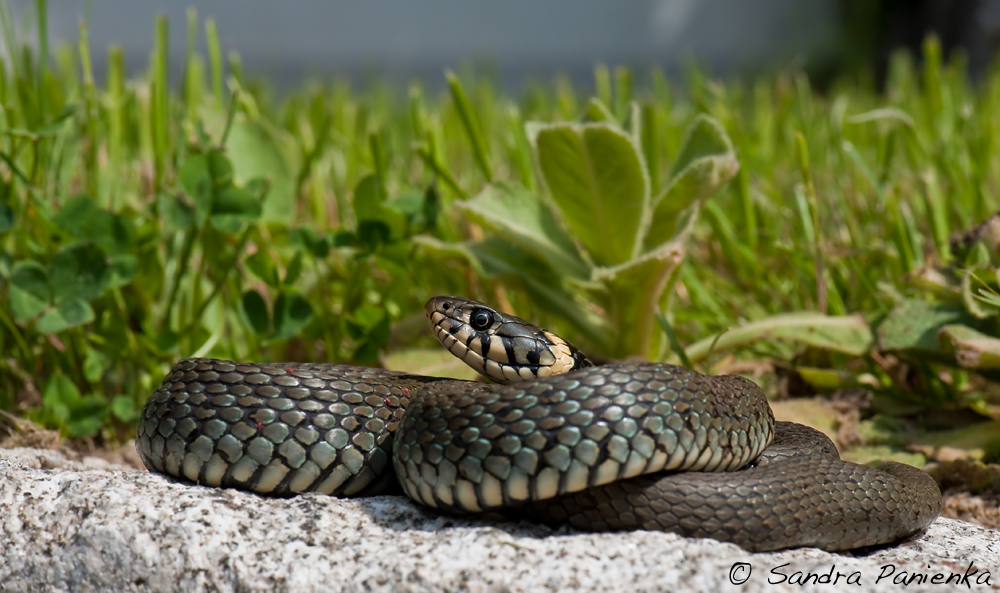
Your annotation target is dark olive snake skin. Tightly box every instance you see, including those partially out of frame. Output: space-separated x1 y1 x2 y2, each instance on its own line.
136 296 942 552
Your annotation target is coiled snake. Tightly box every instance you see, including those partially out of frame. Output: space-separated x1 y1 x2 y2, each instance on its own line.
137 296 942 552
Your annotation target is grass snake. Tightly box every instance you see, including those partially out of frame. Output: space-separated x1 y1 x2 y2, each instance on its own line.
136 296 942 552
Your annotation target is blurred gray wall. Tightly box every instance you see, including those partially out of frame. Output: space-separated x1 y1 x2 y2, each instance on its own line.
9 0 842 88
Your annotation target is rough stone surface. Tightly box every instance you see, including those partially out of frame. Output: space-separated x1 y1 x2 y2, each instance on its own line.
1 447 998 593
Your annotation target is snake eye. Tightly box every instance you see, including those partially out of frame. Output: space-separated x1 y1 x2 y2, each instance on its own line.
469 308 494 331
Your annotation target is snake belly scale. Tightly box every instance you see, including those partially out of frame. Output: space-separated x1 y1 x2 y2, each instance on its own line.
136 296 942 552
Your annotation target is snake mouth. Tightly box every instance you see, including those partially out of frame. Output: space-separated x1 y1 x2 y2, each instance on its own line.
424 296 589 384
424 295 456 318
425 296 499 380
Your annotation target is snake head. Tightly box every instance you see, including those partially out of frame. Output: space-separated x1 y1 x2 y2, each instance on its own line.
425 296 592 384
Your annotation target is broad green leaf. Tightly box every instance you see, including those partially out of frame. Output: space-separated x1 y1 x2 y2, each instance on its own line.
645 115 738 249
458 183 590 280
83 348 111 383
878 300 985 354
385 190 422 217
54 196 136 255
332 230 357 248
111 395 140 422
378 207 408 241
668 115 736 180
593 237 688 358
97 309 131 353
157 193 195 231
273 291 313 338
357 221 391 251
345 305 392 364
226 120 295 224
685 312 873 362
530 122 649 266
9 285 48 321
0 200 12 232
353 174 407 240
352 313 392 364
938 324 1000 370
155 328 180 352
909 421 1000 461
244 178 270 203
422 184 441 230
40 367 107 436
290 227 330 258
86 211 136 255
386 190 437 232
65 395 109 437
43 373 81 423
241 289 270 335
179 153 214 227
246 251 279 287
412 235 486 276
210 186 262 233
36 299 95 334
52 195 99 236
344 304 388 338
580 98 616 123
285 251 304 285
353 174 383 221
178 151 235 229
9 260 50 321
212 186 262 217
108 255 139 288
207 151 235 187
374 242 412 279
50 242 110 304
795 367 866 391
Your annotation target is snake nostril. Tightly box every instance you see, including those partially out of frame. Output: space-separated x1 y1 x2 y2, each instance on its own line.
442 303 450 311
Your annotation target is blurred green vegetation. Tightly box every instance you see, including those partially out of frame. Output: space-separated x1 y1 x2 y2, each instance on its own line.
1 4 999 463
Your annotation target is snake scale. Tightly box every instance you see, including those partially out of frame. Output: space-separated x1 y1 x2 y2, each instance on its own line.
137 296 942 552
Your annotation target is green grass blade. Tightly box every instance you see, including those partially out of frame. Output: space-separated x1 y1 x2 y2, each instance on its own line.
106 46 125 169
640 100 660 195
446 70 492 183
35 0 47 120
613 66 631 121
921 169 952 265
594 64 611 112
152 13 169 189
656 312 694 369
77 17 97 197
205 18 223 104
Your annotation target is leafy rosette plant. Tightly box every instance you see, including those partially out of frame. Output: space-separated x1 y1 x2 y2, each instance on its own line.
884 214 1000 383
421 104 739 359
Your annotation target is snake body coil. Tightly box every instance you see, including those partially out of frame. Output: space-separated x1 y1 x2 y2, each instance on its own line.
137 296 941 552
